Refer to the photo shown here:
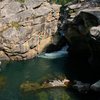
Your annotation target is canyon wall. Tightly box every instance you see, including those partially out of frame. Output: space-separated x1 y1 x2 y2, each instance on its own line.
0 0 61 60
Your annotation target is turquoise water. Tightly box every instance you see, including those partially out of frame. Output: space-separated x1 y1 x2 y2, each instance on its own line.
0 57 79 100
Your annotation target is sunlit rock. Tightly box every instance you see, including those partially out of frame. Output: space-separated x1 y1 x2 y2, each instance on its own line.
0 0 60 60
20 78 70 92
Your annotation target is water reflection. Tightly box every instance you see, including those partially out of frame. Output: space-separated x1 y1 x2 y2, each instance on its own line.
21 88 77 100
0 58 79 100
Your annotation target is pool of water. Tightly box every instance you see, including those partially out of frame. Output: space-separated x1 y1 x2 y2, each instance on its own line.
0 57 80 100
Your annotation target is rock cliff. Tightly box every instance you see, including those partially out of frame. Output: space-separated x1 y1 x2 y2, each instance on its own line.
60 0 100 61
59 0 100 87
0 0 61 60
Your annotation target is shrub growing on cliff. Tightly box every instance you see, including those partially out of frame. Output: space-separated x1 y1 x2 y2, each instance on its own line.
10 21 21 30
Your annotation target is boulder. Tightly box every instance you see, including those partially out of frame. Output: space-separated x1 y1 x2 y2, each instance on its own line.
1 1 24 17
68 3 81 9
24 0 44 9
90 80 100 92
90 26 100 40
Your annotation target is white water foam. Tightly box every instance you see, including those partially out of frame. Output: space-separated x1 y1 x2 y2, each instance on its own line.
38 45 68 59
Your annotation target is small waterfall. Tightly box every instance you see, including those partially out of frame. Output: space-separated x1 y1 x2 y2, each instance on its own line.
38 45 69 59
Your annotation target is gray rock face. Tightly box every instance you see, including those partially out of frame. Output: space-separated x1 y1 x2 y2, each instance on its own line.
81 8 100 23
0 0 61 60
24 0 44 9
1 1 24 17
68 3 81 9
89 0 100 3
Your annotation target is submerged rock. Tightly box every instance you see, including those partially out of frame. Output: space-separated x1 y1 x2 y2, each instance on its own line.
73 80 90 93
20 78 70 92
0 75 7 89
20 81 40 92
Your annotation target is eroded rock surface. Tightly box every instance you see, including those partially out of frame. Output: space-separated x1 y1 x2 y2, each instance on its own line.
0 0 61 60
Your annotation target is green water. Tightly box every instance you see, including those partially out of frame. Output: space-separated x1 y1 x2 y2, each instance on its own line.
0 57 79 100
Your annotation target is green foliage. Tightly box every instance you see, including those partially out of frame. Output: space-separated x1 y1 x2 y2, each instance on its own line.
10 21 20 30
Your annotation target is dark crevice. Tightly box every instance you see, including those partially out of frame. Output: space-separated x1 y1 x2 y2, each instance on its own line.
33 3 43 9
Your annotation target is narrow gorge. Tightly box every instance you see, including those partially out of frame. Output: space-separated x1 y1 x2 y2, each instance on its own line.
0 0 100 100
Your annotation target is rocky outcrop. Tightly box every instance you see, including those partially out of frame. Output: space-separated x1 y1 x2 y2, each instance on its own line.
59 0 100 89
59 0 100 58
20 78 70 92
0 0 61 60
